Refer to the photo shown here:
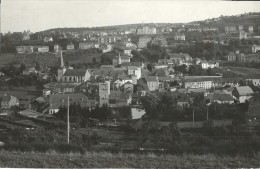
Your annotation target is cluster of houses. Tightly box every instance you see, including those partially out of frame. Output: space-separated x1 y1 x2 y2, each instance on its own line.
1 49 258 117
227 50 260 63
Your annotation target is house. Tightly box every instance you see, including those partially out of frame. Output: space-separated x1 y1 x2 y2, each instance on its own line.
38 46 49 53
54 44 60 53
200 60 219 69
0 94 19 109
239 31 248 39
136 26 156 35
174 33 185 41
29 97 49 113
151 37 168 47
43 89 51 96
252 45 260 53
248 26 254 34
99 81 110 106
176 94 192 109
225 25 237 33
23 67 37 75
112 54 130 66
44 36 53 43
206 93 234 104
79 42 94 50
100 44 112 53
138 36 151 49
143 77 159 91
227 52 238 61
158 59 174 65
98 36 116 43
246 74 260 86
232 86 254 103
22 30 31 41
49 93 90 114
113 76 132 89
154 64 168 69
67 43 74 50
109 91 132 107
123 82 134 94
127 66 141 80
16 46 33 54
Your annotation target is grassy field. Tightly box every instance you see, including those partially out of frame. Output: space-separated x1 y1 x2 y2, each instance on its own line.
0 150 259 168
225 66 260 76
0 90 40 100
0 53 20 67
0 51 102 68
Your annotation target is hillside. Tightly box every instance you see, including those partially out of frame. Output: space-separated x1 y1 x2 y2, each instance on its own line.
0 151 259 168
36 12 260 35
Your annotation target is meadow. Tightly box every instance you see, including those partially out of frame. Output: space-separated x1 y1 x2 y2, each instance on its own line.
0 150 259 168
226 66 260 76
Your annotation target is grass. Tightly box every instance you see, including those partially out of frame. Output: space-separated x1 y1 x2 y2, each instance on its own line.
0 90 39 100
226 66 260 76
0 54 19 68
0 150 259 168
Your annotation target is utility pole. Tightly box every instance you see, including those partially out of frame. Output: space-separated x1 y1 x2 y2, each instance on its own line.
207 106 209 121
0 0 2 53
192 108 194 127
67 95 70 144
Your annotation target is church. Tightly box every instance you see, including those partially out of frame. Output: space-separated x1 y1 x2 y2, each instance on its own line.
57 51 90 83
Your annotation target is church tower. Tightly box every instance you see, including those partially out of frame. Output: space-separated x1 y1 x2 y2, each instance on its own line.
57 49 66 82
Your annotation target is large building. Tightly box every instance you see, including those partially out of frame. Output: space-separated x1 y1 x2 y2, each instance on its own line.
138 36 151 49
49 93 91 114
16 46 33 53
184 76 222 89
98 81 110 106
79 42 94 50
57 51 90 83
225 25 237 33
143 77 159 91
112 54 131 66
136 26 156 35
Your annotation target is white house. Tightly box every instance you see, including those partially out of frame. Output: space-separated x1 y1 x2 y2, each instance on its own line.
201 60 219 69
127 66 141 80
232 86 254 103
252 45 260 53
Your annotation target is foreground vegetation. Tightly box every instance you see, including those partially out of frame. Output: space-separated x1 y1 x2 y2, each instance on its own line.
0 150 259 168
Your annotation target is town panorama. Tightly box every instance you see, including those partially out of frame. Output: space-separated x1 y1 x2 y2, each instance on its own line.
0 1 260 167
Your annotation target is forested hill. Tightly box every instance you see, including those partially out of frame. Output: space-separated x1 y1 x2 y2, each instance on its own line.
37 12 260 34
192 12 260 27
37 23 177 34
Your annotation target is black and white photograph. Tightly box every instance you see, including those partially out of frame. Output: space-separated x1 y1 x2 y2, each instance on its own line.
0 0 260 168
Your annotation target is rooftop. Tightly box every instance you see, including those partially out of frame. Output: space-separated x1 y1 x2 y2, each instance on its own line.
63 69 88 77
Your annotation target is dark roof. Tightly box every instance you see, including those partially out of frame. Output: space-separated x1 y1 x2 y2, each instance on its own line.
144 77 158 83
1 95 11 102
63 69 88 77
121 62 143 67
207 93 234 102
49 93 89 109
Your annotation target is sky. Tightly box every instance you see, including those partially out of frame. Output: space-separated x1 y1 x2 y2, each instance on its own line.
1 0 260 33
